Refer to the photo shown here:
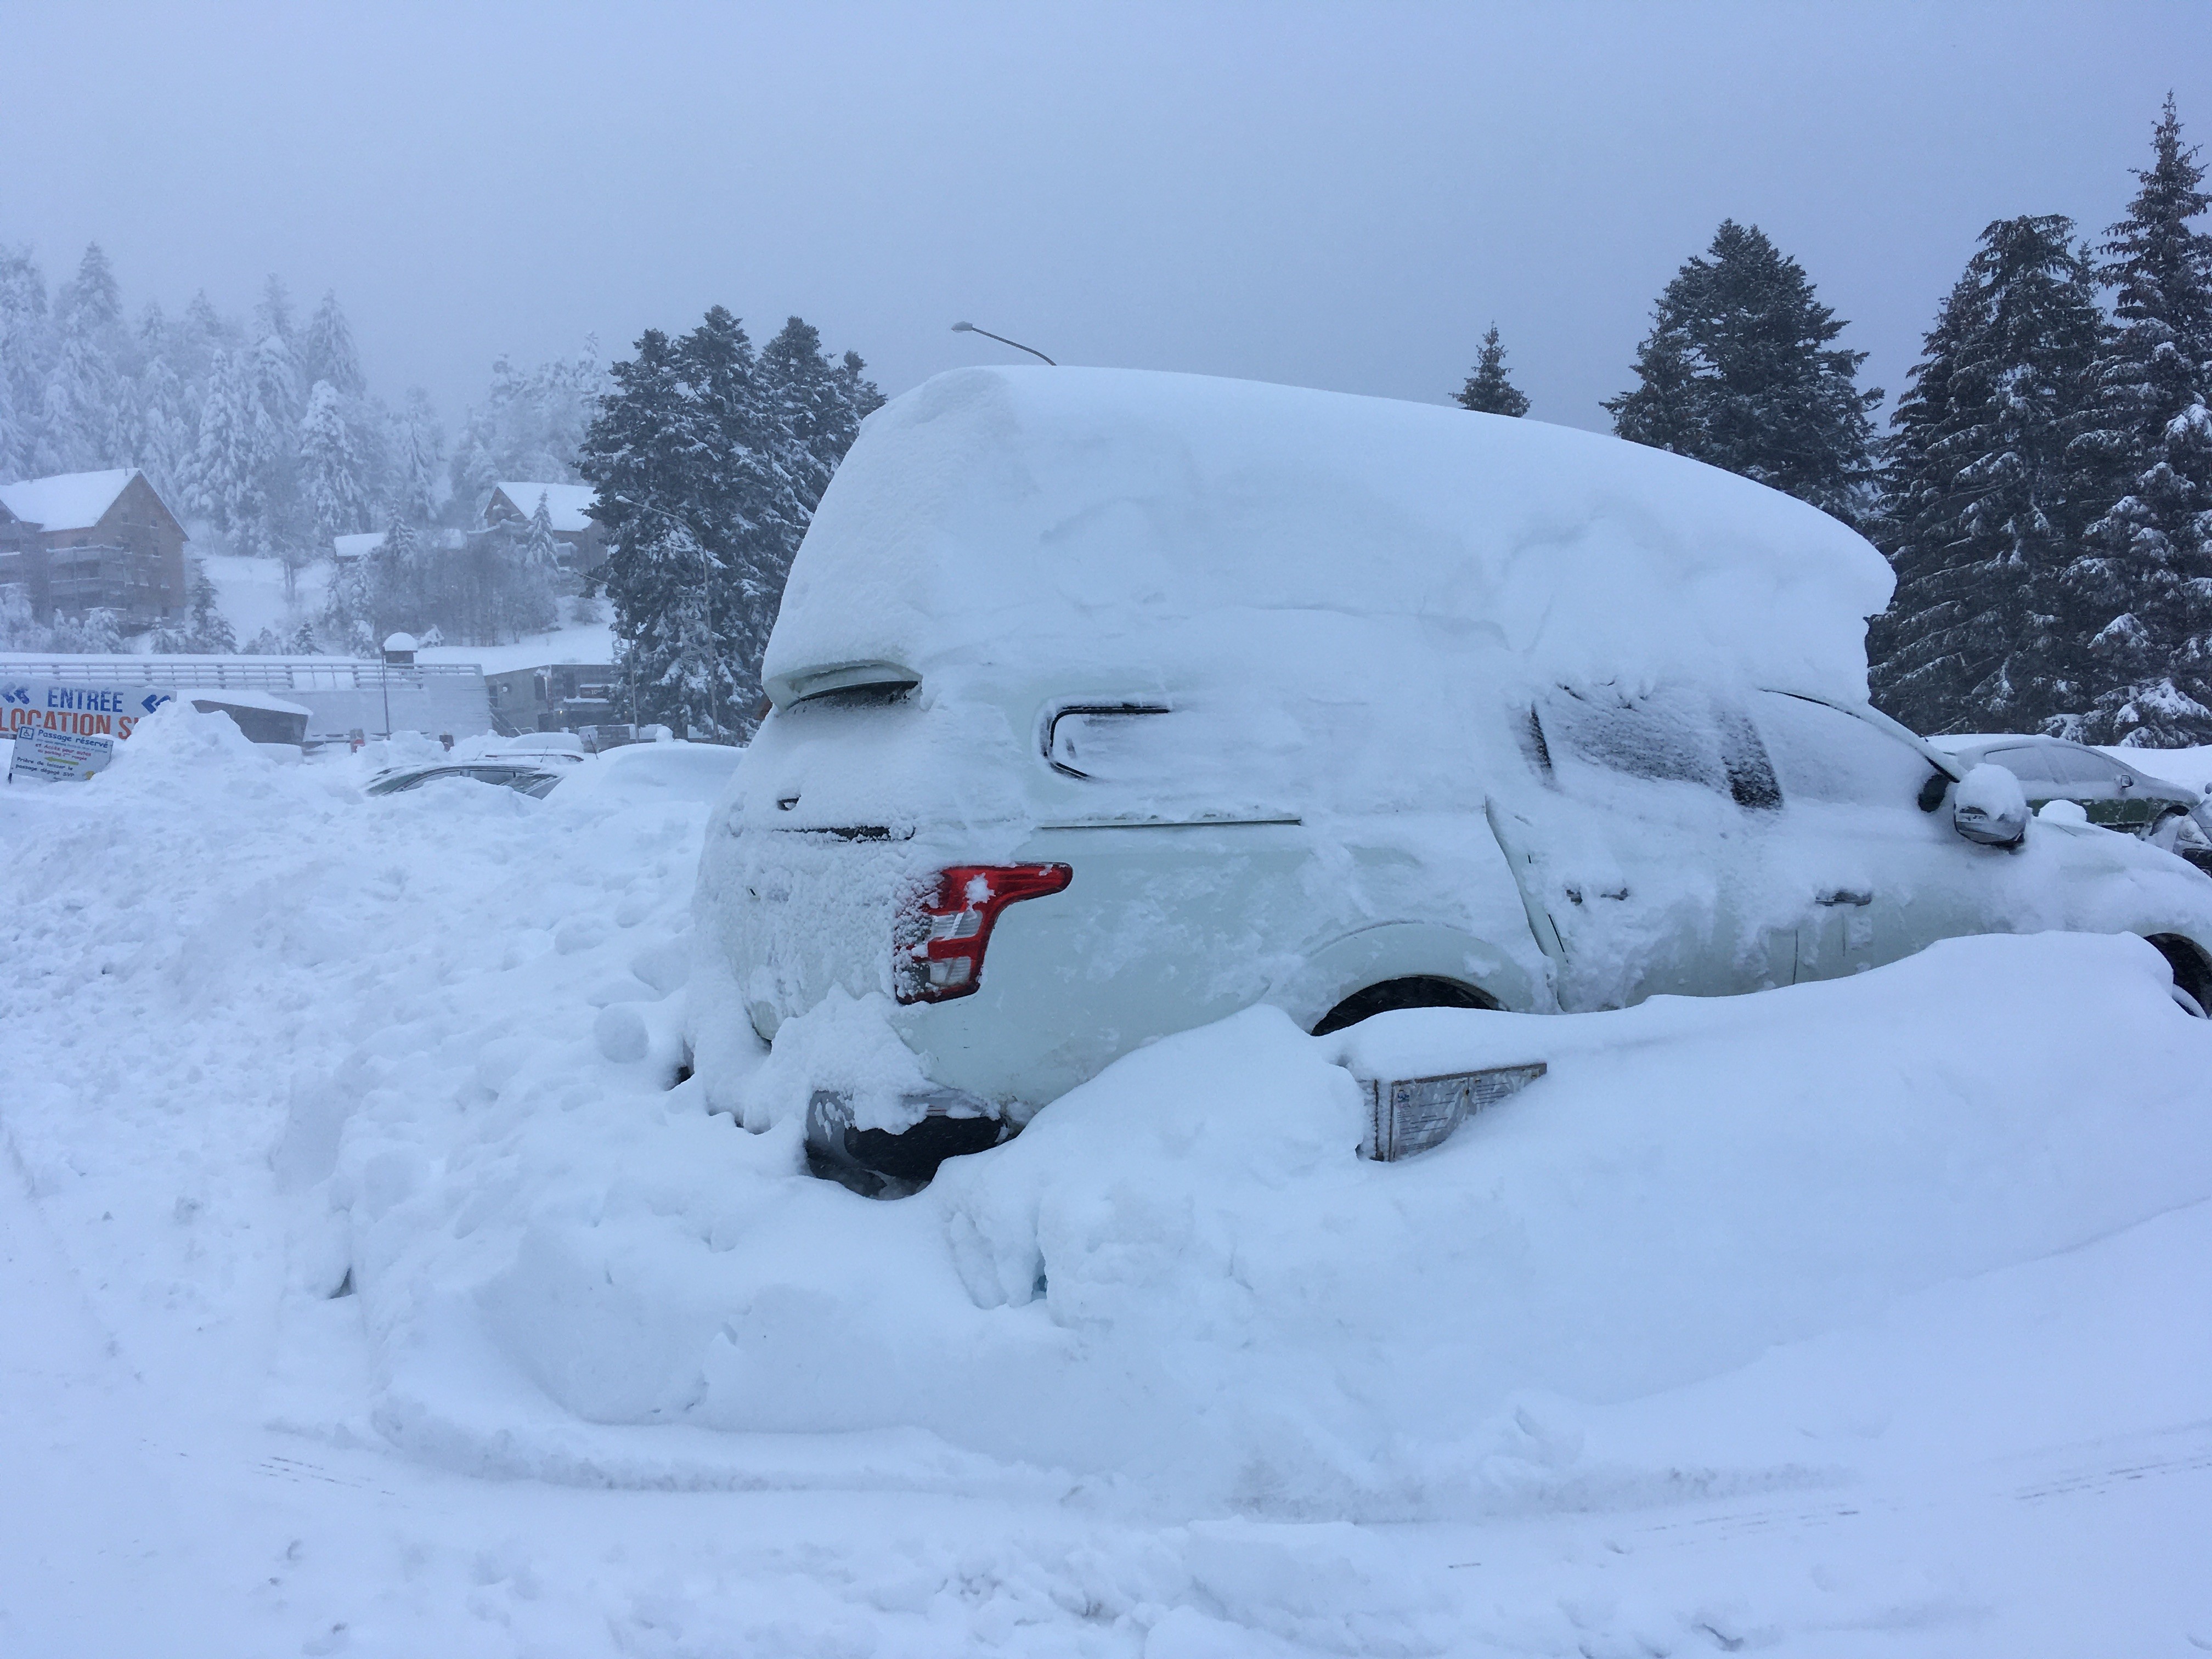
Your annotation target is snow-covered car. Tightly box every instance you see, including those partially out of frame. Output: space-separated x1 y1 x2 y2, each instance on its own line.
697 367 2212 1186
547 737 744 809
364 753 582 798
1930 733 2212 872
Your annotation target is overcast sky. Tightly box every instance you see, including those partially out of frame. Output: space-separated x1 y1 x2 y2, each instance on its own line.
8 1 2208 435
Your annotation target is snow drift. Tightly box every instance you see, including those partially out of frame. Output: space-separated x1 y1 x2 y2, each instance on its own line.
346 921 2212 1517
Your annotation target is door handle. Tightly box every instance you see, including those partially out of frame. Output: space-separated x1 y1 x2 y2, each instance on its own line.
1816 889 1873 907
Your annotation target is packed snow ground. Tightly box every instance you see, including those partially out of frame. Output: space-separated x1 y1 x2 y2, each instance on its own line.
4 704 2211 1656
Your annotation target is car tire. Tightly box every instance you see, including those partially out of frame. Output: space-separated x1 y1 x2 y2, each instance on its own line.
2146 934 2212 1018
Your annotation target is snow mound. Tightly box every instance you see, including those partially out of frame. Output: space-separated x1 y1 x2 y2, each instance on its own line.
769 366 1895 709
340 927 2212 1517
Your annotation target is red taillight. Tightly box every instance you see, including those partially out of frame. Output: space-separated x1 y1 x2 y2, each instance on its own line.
895 863 1072 1004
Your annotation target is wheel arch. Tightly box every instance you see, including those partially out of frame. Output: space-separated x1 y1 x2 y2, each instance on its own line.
1268 921 1548 1034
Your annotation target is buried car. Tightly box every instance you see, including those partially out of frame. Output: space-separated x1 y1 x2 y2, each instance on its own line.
695 366 2212 1187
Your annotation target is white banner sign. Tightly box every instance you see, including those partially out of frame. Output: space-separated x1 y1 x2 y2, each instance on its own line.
1 682 174 783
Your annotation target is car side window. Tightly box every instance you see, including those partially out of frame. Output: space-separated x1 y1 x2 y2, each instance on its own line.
1531 684 1780 810
1980 745 2059 791
2042 746 2125 788
1044 706 1174 780
1753 693 1942 807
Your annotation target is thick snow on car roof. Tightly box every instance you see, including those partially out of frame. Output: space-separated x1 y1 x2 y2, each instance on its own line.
766 366 1895 708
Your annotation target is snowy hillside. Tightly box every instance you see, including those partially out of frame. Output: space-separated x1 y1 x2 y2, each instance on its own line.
191 550 616 670
2 704 2210 1655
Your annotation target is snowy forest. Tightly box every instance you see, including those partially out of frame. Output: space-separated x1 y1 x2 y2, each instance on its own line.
0 249 612 653
1464 98 2212 748
5 97 2210 745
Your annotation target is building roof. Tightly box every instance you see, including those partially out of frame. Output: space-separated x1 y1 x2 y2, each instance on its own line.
332 532 385 561
489 482 598 534
0 469 141 532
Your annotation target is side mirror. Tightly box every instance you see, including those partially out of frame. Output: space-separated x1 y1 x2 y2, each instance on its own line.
1953 762 2030 848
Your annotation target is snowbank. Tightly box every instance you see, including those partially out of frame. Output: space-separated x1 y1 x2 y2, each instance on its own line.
339 918 2212 1517
8 697 2212 1652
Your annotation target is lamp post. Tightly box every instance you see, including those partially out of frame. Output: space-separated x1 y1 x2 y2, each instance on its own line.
951 321 1056 366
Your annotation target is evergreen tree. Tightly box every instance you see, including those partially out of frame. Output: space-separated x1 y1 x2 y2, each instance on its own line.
58 243 120 331
522 492 563 572
155 561 237 653
136 349 194 504
2068 97 2212 744
447 340 611 513
1453 324 1531 416
0 246 48 480
584 322 740 737
1870 216 2110 734
43 244 127 470
300 379 372 546
301 291 366 398
388 388 444 524
1605 221 1882 522
191 347 262 538
584 309 878 738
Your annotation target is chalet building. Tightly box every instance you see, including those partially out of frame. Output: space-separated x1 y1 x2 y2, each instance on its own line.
483 482 607 575
486 661 620 734
0 469 189 629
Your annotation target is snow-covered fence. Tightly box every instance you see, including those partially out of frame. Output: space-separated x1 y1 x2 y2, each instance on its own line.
0 654 493 741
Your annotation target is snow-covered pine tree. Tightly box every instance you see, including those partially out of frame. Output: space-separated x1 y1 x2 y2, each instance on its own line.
494 493 562 641
522 492 563 572
389 389 444 525
247 300 313 591
191 348 263 540
1869 216 2109 735
2067 97 2212 746
585 310 878 737
447 342 612 515
1453 325 1531 416
43 243 128 471
301 291 366 399
1605 221 1882 523
0 247 48 481
300 379 372 546
155 561 237 654
582 323 733 736
178 290 232 384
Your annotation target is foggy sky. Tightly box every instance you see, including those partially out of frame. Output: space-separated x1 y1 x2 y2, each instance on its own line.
8 1 2208 435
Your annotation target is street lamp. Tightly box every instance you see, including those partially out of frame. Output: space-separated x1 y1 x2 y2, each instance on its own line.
951 321 1056 366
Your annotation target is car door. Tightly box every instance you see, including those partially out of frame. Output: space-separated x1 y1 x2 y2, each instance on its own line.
1485 682 1800 1010
1750 692 2009 979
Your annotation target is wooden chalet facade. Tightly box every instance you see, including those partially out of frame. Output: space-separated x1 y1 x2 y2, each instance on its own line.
0 469 189 629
